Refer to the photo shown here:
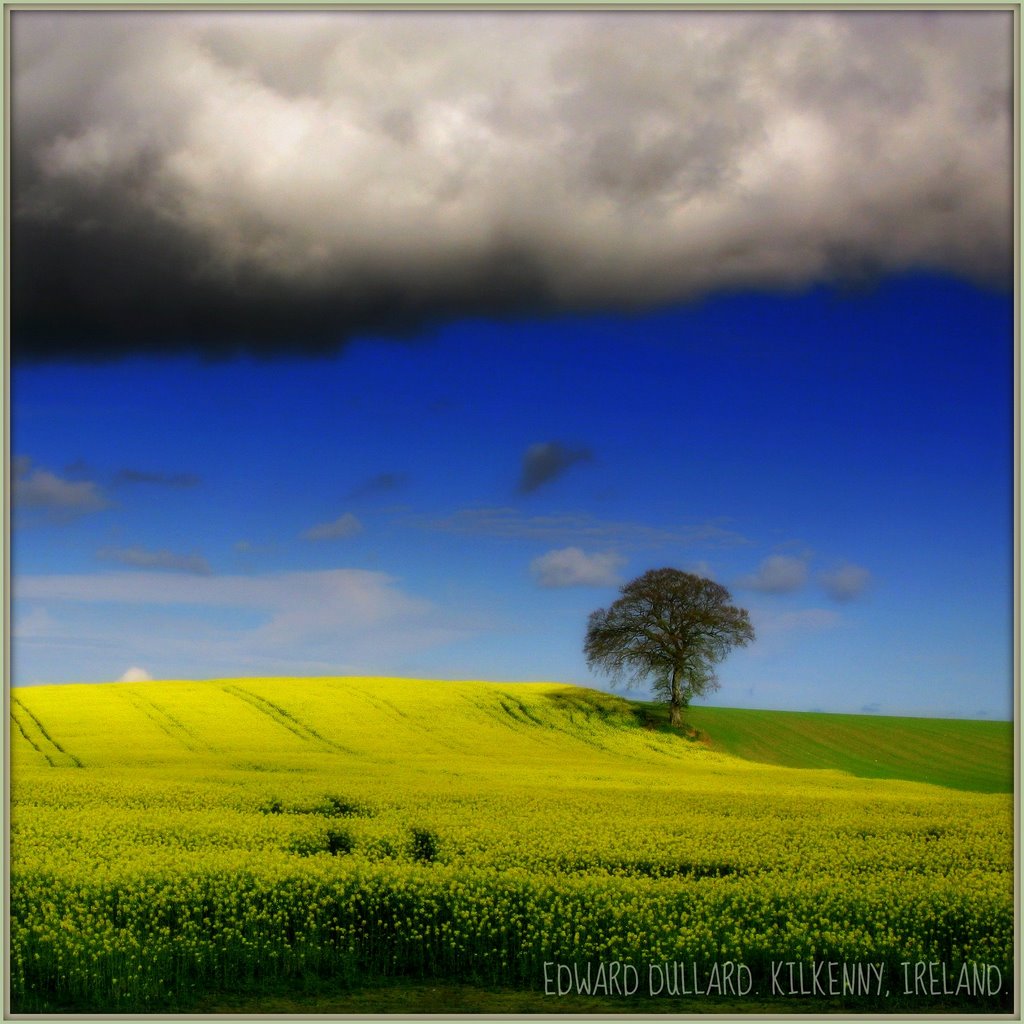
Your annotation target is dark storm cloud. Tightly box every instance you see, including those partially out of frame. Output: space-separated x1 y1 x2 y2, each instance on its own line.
11 10 1012 362
518 442 592 494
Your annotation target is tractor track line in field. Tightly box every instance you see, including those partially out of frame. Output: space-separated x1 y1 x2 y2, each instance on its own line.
11 697 83 767
221 685 353 753
123 692 206 753
10 709 55 766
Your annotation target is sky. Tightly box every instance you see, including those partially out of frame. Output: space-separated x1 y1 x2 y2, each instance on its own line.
9 9 1016 719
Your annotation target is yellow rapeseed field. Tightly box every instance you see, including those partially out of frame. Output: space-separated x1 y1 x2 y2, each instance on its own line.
9 677 1014 1012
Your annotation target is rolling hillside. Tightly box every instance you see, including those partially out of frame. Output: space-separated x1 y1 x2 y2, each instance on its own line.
11 676 1012 792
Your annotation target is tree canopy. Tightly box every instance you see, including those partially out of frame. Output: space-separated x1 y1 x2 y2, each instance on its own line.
584 568 754 726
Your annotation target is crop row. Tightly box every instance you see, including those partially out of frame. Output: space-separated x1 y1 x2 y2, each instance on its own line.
12 852 1013 1012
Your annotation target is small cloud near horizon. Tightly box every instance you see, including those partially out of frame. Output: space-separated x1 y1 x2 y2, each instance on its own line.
531 547 625 588
119 666 153 682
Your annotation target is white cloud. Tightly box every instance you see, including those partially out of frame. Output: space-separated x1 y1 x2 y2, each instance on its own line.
14 568 466 678
119 666 152 682
739 554 809 594
530 547 624 588
18 568 414 620
98 545 212 575
301 512 363 541
820 562 872 602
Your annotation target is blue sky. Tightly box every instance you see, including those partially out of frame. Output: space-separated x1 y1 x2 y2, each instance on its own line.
12 274 1013 718
10 11 1015 718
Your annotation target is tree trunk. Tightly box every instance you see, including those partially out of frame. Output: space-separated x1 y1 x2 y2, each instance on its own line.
669 665 682 726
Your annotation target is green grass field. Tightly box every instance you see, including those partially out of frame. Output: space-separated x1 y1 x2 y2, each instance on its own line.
640 702 1013 793
9 677 1015 1014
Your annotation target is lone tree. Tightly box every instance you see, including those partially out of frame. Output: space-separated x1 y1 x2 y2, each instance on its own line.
584 568 754 726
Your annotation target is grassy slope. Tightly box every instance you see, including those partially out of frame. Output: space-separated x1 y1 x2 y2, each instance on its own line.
668 703 1013 792
12 675 1012 792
